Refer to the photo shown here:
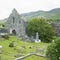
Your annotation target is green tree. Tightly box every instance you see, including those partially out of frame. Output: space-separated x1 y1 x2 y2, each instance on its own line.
46 38 60 60
26 18 55 42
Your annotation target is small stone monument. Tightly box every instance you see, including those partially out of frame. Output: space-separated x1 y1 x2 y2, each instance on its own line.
35 32 41 43
0 46 2 49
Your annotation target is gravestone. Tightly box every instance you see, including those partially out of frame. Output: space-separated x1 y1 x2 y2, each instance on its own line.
0 46 2 54
14 54 22 57
35 32 41 43
24 35 29 40
30 36 35 42
36 48 43 53
0 46 2 49
59 57 60 59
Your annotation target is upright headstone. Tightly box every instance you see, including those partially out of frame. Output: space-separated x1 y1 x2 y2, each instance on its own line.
35 32 41 43
31 36 35 42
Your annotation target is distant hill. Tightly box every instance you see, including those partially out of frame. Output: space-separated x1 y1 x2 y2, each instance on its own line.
0 18 7 24
21 8 60 20
0 8 60 22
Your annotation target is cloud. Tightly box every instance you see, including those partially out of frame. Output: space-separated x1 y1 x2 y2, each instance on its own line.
0 0 60 19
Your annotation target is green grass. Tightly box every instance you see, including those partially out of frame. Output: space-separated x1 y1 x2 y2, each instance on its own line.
0 36 50 60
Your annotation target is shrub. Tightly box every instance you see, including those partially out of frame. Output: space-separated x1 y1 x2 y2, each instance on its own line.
9 41 14 47
46 38 60 60
2 34 9 39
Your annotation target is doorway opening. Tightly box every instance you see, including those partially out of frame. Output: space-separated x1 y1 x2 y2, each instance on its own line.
12 30 16 35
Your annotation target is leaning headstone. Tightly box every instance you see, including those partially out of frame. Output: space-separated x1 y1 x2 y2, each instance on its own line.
35 32 41 43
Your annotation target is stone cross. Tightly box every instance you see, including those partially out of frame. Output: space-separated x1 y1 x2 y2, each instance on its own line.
35 32 41 43
36 32 39 41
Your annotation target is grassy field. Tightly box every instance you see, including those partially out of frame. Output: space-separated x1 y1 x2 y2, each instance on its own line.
0 36 50 60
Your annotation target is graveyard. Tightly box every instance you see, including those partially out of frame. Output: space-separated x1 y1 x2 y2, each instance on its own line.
0 36 50 60
0 8 60 60
0 9 51 60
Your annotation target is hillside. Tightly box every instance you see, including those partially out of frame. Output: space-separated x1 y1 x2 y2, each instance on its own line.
21 8 60 20
0 36 49 60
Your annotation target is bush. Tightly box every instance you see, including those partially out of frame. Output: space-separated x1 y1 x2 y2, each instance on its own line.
2 34 9 39
26 18 55 42
9 41 14 47
46 38 60 60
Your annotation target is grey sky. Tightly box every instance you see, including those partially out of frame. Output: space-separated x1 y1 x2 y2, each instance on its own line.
0 0 60 19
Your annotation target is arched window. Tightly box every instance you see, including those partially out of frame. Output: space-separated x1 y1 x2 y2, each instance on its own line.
19 20 21 23
12 17 15 23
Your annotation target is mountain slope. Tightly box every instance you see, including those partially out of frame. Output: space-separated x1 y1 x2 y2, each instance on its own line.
21 8 60 20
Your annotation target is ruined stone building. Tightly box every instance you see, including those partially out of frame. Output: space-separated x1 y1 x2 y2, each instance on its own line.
51 21 60 36
5 9 26 37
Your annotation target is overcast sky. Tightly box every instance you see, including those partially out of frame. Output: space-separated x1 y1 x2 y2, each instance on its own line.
0 0 60 20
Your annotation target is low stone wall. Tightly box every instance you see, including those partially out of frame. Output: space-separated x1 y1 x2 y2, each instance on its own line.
15 53 47 60
15 53 33 60
34 53 47 58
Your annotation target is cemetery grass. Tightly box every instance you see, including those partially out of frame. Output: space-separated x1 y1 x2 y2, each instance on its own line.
0 36 50 60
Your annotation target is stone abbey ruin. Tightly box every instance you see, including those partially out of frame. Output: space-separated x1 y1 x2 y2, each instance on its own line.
5 9 26 38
